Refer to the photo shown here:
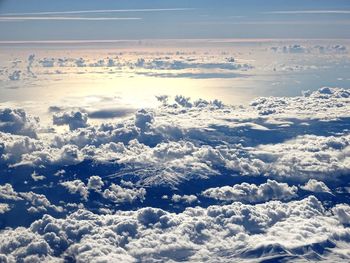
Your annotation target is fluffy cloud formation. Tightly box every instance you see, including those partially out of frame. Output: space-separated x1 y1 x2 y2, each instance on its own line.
0 87 349 262
53 111 88 131
61 180 89 201
202 180 298 203
172 194 198 204
0 197 350 262
1 51 255 82
301 179 332 193
0 108 38 138
102 184 146 203
87 176 104 192
0 87 349 184
0 203 10 214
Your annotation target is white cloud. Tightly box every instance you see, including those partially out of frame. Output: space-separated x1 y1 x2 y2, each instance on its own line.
0 16 142 22
134 109 154 131
20 192 63 213
2 8 193 16
0 183 22 200
53 111 88 131
102 184 146 203
172 194 198 204
0 197 349 262
301 179 332 193
0 87 349 261
61 180 89 201
332 204 350 225
0 108 39 138
264 10 350 15
87 176 104 192
202 179 297 203
0 203 11 214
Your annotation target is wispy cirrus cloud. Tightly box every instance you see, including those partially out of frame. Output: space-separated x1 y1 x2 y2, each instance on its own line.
0 8 194 16
263 10 350 15
186 20 350 25
0 16 142 22
0 8 193 23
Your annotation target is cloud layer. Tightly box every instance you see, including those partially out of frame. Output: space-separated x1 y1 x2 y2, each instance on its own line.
0 87 350 261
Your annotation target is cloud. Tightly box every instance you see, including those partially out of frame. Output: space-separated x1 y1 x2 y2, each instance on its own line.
0 184 22 201
0 203 10 214
271 44 347 54
3 52 253 82
0 108 38 138
102 184 146 203
172 194 198 204
53 111 88 131
332 204 350 225
134 58 252 71
20 192 63 213
61 180 89 201
202 180 297 203
0 87 349 261
88 108 135 119
301 179 331 193
264 10 350 15
134 109 154 131
1 8 194 16
0 16 142 22
0 7 195 23
1 197 350 262
251 134 350 180
87 176 104 192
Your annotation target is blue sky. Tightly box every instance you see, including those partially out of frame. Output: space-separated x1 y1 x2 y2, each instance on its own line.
0 0 350 40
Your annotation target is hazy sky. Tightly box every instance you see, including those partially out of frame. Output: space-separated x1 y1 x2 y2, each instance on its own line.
0 0 350 41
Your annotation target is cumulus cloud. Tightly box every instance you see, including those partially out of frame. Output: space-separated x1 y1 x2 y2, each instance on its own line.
172 194 198 204
134 109 154 131
332 204 350 225
87 176 104 192
0 108 39 138
61 180 89 200
53 111 88 130
252 134 350 180
301 179 332 193
0 197 350 262
0 183 22 200
202 180 297 203
0 203 10 214
20 191 63 213
0 87 349 262
102 184 146 203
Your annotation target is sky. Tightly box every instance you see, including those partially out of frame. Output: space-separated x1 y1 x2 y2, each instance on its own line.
0 0 350 41
2 1 350 262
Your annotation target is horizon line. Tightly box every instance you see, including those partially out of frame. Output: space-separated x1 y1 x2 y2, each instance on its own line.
0 38 349 45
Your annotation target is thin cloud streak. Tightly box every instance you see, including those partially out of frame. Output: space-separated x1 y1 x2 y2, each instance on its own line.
186 20 350 25
0 16 142 21
264 10 350 15
1 8 194 16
